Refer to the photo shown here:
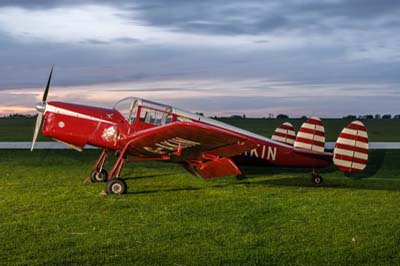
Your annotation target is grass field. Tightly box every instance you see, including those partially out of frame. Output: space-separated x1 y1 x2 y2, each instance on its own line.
1 117 399 141
0 149 399 265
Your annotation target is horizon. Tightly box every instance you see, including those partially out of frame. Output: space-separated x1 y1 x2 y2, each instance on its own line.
2 111 399 120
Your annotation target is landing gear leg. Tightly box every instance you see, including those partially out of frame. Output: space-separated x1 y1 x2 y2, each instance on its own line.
87 149 108 183
100 138 172 195
105 148 128 195
311 168 323 185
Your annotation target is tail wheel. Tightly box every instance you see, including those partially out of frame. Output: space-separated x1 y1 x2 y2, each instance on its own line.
90 169 108 183
106 178 127 195
311 174 323 185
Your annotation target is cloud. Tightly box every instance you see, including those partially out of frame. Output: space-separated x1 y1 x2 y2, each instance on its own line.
0 5 294 48
0 0 399 116
2 0 400 35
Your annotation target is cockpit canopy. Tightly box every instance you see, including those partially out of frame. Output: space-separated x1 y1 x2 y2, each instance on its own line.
113 97 251 141
113 97 174 126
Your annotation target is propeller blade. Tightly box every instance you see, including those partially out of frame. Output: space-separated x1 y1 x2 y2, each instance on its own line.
42 65 53 103
32 66 53 151
31 112 43 151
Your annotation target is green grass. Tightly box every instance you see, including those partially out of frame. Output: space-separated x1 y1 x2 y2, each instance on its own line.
1 117 399 141
1 149 400 265
0 117 50 141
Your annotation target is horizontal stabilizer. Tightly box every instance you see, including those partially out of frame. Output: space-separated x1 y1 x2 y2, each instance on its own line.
294 117 325 153
271 122 295 146
333 121 368 173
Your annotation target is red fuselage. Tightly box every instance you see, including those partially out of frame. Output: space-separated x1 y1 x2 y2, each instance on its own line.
42 101 332 169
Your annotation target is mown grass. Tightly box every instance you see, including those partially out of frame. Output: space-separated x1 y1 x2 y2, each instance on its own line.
0 149 399 265
0 117 50 141
1 117 399 141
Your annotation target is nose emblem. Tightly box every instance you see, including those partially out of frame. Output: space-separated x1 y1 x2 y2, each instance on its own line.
107 113 114 118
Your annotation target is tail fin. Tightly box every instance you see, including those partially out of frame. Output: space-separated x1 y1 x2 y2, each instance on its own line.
271 122 296 146
333 121 368 173
294 117 325 153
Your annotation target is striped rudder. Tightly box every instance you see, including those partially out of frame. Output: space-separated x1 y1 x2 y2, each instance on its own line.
333 121 368 173
271 122 296 146
294 117 325 153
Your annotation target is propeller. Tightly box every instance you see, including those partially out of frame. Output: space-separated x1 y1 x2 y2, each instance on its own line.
31 66 53 151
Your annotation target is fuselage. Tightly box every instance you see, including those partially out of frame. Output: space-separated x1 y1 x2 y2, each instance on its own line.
41 98 332 169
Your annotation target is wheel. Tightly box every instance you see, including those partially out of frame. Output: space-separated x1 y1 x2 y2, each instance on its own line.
90 169 108 183
312 175 323 185
106 178 127 195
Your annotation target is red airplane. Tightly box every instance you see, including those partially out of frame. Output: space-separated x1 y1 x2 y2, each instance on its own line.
32 68 369 194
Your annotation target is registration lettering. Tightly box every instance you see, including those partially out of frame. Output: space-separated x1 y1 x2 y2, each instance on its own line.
244 145 277 161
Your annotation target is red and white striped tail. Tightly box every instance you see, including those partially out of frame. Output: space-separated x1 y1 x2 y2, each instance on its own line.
271 122 296 146
333 121 368 173
294 117 325 153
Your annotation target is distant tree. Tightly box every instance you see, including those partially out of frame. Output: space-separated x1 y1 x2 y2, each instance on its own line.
242 114 246 119
343 115 357 119
8 113 32 118
374 114 381 119
300 115 307 120
276 114 289 119
394 114 400 119
268 113 274 119
230 115 242 119
382 114 392 119
359 115 373 119
195 112 204 116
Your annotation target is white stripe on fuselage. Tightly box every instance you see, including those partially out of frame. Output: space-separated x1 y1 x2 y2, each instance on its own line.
45 105 116 125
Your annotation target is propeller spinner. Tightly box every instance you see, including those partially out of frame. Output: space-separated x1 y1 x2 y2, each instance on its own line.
31 66 53 151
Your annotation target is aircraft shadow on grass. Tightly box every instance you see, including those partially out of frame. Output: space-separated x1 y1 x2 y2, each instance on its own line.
239 150 400 191
122 150 392 194
245 176 400 192
123 173 178 181
122 172 203 194
127 186 201 195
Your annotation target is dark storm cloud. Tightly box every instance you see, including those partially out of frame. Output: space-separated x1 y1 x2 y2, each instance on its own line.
2 0 400 35
126 0 400 35
299 0 400 19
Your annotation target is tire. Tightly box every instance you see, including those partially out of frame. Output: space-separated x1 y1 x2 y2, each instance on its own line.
90 169 108 183
312 175 323 185
106 178 127 195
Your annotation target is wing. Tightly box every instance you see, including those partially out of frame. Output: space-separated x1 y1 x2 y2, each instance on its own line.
121 122 255 158
119 122 256 179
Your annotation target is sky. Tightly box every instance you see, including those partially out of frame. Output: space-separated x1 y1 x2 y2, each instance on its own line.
0 0 399 117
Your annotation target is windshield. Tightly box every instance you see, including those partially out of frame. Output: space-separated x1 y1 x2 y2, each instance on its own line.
114 97 182 126
114 98 138 123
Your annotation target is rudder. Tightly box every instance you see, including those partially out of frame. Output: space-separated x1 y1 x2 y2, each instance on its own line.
333 121 368 173
271 122 296 146
294 117 325 153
